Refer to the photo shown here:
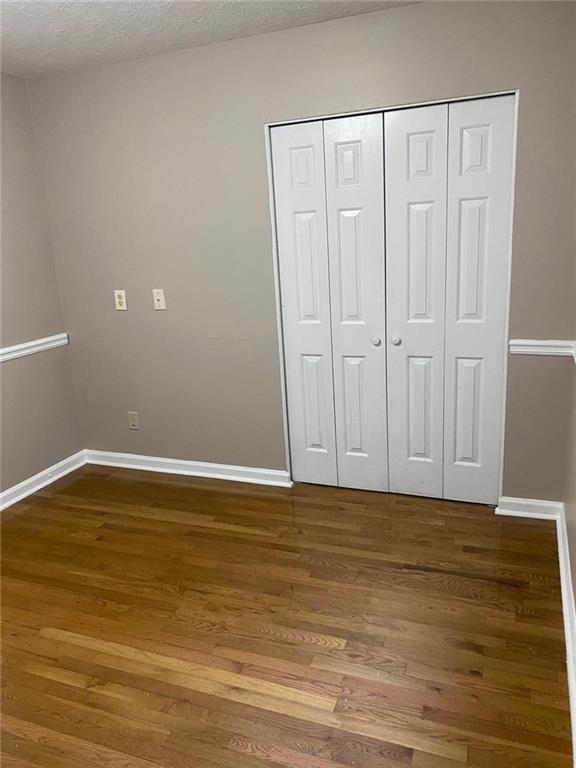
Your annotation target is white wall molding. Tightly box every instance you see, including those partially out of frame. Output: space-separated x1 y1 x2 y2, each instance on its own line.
495 496 564 519
497 496 576 758
1 449 293 513
0 449 292 511
508 338 576 362
0 332 69 363
556 508 576 762
0 450 85 510
84 450 292 487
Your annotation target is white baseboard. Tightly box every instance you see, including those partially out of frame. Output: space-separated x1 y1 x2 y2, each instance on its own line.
497 495 576 760
495 496 564 519
0 449 86 511
556 509 576 761
84 449 292 488
1 449 293 513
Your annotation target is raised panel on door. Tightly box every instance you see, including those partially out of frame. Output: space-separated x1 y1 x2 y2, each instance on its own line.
443 95 515 504
384 105 448 497
324 114 388 491
270 121 338 485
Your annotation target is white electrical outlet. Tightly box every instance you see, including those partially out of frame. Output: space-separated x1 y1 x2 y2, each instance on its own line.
152 288 166 310
127 411 140 430
114 289 127 310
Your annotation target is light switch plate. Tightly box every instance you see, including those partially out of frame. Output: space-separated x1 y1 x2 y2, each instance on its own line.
153 288 166 310
127 411 140 430
114 289 127 310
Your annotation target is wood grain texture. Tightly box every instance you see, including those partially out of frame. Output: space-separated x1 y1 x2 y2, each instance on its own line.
1 465 572 767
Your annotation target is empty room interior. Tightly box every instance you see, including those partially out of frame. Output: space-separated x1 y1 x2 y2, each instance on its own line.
1 1 576 766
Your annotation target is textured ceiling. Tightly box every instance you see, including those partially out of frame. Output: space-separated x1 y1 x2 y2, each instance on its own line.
1 0 410 78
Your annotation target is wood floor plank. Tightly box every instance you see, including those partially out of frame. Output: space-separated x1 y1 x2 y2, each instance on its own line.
1 465 572 767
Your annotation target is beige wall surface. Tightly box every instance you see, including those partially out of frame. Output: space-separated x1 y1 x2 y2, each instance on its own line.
1 349 81 489
564 12 576 590
1 74 65 345
566 378 576 589
25 2 576 491
1 73 81 490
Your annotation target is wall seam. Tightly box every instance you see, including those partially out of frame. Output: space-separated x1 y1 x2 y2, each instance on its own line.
23 75 84 449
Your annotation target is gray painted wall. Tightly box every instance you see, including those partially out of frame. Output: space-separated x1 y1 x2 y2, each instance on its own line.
566 379 576 589
25 2 576 499
1 73 81 489
564 14 576 587
2 3 574 548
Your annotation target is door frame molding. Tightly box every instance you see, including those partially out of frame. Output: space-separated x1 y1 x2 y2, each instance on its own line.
265 127 294 480
264 89 519 498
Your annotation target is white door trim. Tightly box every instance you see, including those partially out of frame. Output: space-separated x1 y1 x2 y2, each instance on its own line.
266 89 517 128
265 91 518 496
497 91 520 501
264 127 293 479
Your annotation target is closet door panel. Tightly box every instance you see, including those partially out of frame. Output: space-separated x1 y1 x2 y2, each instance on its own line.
324 114 388 491
385 105 448 497
271 122 338 485
443 96 515 504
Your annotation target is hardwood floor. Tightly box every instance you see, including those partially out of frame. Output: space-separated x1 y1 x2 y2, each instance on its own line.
1 465 572 767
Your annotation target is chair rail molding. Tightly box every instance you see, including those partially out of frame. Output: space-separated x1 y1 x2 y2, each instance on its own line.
0 332 69 362
508 338 576 362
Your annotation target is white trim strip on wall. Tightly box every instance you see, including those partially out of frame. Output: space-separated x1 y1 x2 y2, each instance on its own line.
84 450 293 487
497 497 576 759
0 450 85 510
0 332 69 363
264 125 293 479
265 89 517 127
0 449 292 511
495 495 564 519
556 509 576 767
509 338 576 362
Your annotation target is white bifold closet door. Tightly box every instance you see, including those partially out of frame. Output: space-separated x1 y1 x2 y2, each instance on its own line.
271 121 338 486
272 95 514 504
385 104 448 498
271 115 388 491
385 95 514 504
324 116 388 490
443 96 515 503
